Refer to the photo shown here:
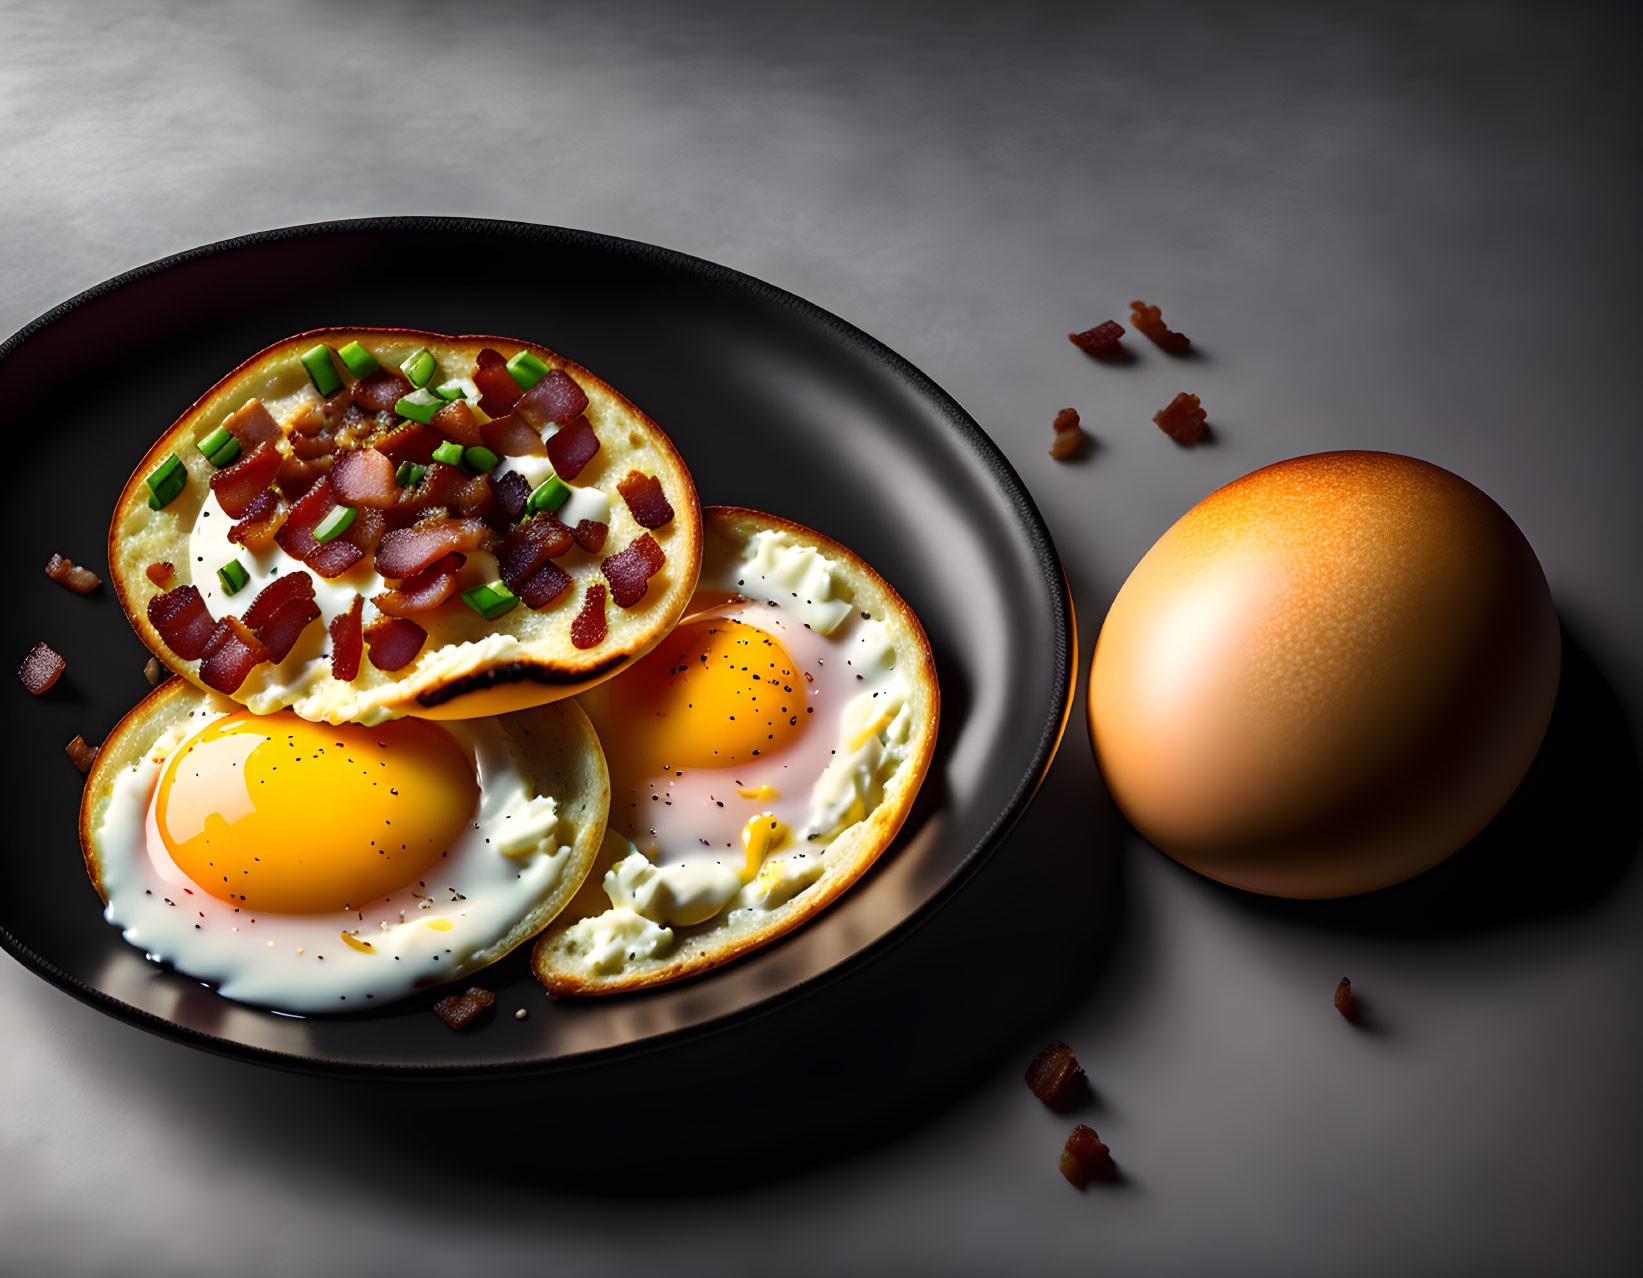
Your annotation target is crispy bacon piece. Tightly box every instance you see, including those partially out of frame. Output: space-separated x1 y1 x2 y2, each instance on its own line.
497 512 574 590
276 455 328 501
1060 1126 1115 1188
291 389 352 436
148 585 217 660
345 504 388 557
570 583 608 649
19 642 66 694
1129 299 1191 354
1049 408 1085 461
491 471 532 524
1026 1042 1088 1109
601 533 665 608
364 616 426 672
289 432 335 460
65 734 99 774
210 441 282 518
44 553 101 594
198 616 271 693
258 597 321 664
1153 392 1208 445
473 348 524 417
329 595 364 681
329 447 400 508
1335 977 1359 1023
572 519 608 554
143 657 166 687
222 398 282 448
275 478 364 579
229 488 286 550
1068 320 1125 354
433 985 495 1030
480 412 545 458
515 369 589 429
375 422 441 466
146 561 174 587
351 367 412 414
431 400 483 447
375 516 488 579
450 472 494 520
545 416 600 479
394 461 470 515
518 561 572 610
373 553 465 617
241 571 316 630
616 470 673 529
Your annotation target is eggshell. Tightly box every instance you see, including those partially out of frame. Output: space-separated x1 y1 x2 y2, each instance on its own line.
1088 451 1559 898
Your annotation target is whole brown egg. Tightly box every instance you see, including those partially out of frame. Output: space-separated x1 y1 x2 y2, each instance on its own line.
1087 451 1560 898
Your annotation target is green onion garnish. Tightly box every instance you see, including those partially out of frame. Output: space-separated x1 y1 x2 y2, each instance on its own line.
395 460 427 488
433 377 480 402
395 388 442 425
338 341 380 378
217 559 249 595
431 440 465 467
198 426 241 468
400 348 437 388
506 351 551 390
300 344 343 396
313 505 356 544
461 581 519 620
145 454 187 510
527 474 570 514
463 445 501 473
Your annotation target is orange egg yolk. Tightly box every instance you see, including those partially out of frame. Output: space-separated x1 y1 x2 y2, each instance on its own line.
155 710 478 914
604 615 803 773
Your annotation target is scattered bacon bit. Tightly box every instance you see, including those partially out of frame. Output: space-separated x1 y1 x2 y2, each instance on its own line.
65 734 98 773
143 657 166 687
515 369 589 429
570 583 608 649
433 985 495 1030
148 586 217 660
364 616 427 672
450 472 495 520
350 367 412 414
19 642 66 694
572 519 608 554
275 479 364 579
228 489 287 551
44 553 101 594
375 422 442 466
431 400 483 447
344 504 388 557
210 442 283 518
258 597 321 663
240 571 316 630
275 455 328 501
373 553 466 617
617 470 673 529
394 461 471 515
480 412 545 458
1060 1126 1115 1188
545 416 600 479
329 448 401 509
289 432 335 460
198 616 270 693
518 561 572 610
329 595 364 682
601 533 665 608
1068 320 1126 354
1130 299 1191 354
1335 978 1359 1023
291 389 353 437
221 398 281 448
1049 408 1086 461
1153 392 1208 445
375 516 489 580
473 348 524 417
145 561 174 587
1026 1042 1088 1109
497 512 574 590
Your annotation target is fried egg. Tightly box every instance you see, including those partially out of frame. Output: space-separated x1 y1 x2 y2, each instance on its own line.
79 681 608 1011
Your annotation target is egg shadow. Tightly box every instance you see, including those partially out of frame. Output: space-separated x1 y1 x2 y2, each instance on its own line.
1191 621 1640 936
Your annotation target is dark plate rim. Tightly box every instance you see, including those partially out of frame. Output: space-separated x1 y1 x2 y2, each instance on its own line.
0 215 1076 1080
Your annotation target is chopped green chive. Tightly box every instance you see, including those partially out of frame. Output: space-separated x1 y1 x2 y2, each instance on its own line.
400 348 437 388
434 377 480 402
395 460 428 488
198 426 242 468
338 341 380 378
527 474 570 514
431 440 466 467
506 351 551 390
300 344 343 396
145 454 187 510
217 559 249 595
395 388 442 425
461 581 519 620
463 445 501 473
313 505 356 544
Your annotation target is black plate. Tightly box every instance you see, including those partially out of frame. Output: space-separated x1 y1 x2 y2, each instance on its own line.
0 218 1073 1076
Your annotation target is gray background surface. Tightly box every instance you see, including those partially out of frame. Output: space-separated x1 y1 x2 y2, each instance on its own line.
2 2 1639 1275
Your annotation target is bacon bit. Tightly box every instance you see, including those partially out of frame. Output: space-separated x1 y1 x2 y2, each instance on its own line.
375 422 442 466
258 597 321 663
601 532 665 608
290 389 352 436
1068 320 1126 354
1026 1042 1088 1109
518 561 572 610
1048 408 1085 461
210 441 282 518
275 455 328 501
65 734 98 773
329 448 400 509
274 479 364 579
221 398 281 448
224 487 283 551
473 348 524 417
572 519 608 554
375 516 489 580
431 400 483 447
497 512 573 590
344 504 388 557
143 657 167 687
394 461 470 515
364 616 427 672
1335 977 1359 1023
148 586 217 660
146 561 174 587
479 412 546 458
493 471 533 521
350 367 412 414
373 553 466 617
1129 299 1191 354
570 583 608 649
198 616 271 693
329 595 364 682
19 642 66 694
1060 1126 1115 1188
617 470 674 529
1153 392 1208 445
545 416 600 479
515 369 589 429
289 432 335 460
450 472 494 520
241 571 316 630
433 985 495 1030
44 553 101 594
